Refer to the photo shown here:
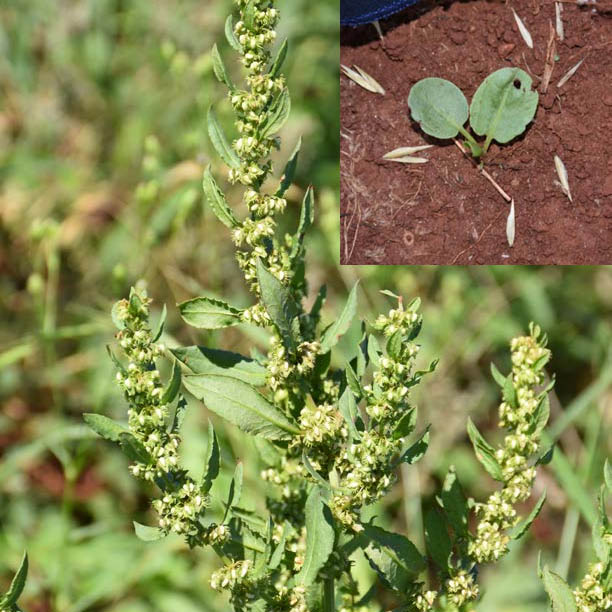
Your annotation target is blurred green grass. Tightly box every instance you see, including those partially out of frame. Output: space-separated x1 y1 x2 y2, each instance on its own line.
1 0 610 610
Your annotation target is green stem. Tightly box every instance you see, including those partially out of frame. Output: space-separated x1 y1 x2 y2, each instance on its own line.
323 577 335 612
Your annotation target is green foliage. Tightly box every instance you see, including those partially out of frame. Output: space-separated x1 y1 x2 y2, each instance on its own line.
296 487 335 586
407 78 469 140
0 552 28 611
408 67 538 158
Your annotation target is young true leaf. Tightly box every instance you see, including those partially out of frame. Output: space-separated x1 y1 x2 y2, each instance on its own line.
133 522 166 542
202 421 220 494
511 490 546 539
363 525 426 592
541 565 578 612
203 165 239 228
275 137 301 198
398 426 430 465
297 487 335 586
211 43 234 89
440 467 469 538
0 551 28 608
207 106 240 169
320 281 359 353
171 345 267 386
269 39 288 78
424 508 452 571
161 359 182 404
470 68 538 151
256 259 299 352
83 413 128 442
408 78 469 140
183 374 299 440
260 88 291 139
178 296 243 329
466 417 504 481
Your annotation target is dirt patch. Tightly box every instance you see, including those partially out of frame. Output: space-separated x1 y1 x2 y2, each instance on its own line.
340 0 612 264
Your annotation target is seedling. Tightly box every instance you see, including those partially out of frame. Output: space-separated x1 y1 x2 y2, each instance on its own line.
408 67 539 160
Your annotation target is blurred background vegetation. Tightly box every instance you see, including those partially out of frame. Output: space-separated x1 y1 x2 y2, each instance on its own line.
0 0 610 611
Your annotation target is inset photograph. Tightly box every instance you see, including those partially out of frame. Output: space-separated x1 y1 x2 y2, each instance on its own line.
340 0 612 264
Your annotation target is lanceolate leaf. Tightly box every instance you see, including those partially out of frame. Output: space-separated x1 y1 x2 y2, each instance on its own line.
541 565 578 612
297 487 335 586
408 78 469 140
256 259 299 352
260 88 291 139
178 296 243 329
490 362 507 387
440 467 469 538
424 508 452 571
399 426 430 465
202 421 220 493
171 345 267 386
528 395 550 435
466 417 504 482
338 387 359 437
0 551 28 608
320 281 359 353
226 462 244 512
118 433 152 464
275 137 301 197
83 413 128 442
393 407 417 440
511 490 546 539
211 43 233 89
207 106 240 169
183 374 299 440
290 186 314 261
363 525 426 592
203 165 239 228
269 522 289 569
269 39 288 78
161 359 181 404
470 67 538 147
133 522 166 542
503 374 518 409
224 15 242 52
152 304 167 342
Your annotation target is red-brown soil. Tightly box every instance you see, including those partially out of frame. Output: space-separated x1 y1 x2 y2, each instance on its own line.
340 0 612 264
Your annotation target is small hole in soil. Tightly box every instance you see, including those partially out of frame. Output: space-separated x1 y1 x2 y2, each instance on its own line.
513 79 521 89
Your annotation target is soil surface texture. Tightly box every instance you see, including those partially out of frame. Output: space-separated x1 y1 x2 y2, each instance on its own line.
340 0 612 264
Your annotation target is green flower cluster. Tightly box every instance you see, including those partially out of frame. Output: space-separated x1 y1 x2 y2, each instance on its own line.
444 570 479 608
329 299 428 532
113 289 208 540
225 0 291 289
469 324 551 563
573 562 611 612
